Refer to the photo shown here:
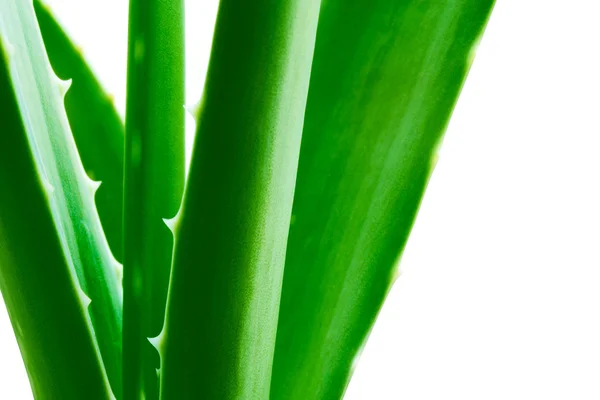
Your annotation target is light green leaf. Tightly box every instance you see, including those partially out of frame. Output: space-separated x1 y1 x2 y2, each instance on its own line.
34 0 126 263
271 1 495 399
0 1 122 397
0 34 111 400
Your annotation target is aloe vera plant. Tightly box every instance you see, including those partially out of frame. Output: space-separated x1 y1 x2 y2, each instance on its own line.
0 0 494 399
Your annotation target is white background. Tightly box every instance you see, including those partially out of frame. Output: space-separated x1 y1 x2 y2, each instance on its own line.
1 1 599 398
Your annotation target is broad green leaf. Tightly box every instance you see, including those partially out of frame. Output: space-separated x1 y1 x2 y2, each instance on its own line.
271 1 495 399
159 0 321 398
0 1 122 397
34 0 125 263
123 0 185 398
0 35 111 400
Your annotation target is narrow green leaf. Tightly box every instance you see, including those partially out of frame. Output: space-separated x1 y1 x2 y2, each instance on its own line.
159 0 321 398
34 0 126 263
123 0 185 398
271 1 495 399
0 1 122 397
0 36 111 400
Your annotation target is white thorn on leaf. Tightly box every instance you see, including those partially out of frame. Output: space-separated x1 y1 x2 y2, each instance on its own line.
148 329 166 355
76 285 92 309
163 216 178 234
163 205 183 235
87 178 101 195
56 78 72 97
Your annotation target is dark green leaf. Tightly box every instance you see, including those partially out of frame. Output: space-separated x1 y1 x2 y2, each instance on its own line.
123 0 185 398
159 0 321 398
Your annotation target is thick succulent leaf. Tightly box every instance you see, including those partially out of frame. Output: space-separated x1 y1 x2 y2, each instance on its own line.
123 0 185 398
271 1 495 399
159 0 321 398
34 0 125 263
0 1 122 397
0 36 111 400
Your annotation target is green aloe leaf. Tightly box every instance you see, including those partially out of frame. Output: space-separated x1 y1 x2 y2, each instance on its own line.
0 22 111 400
159 0 321 398
34 0 126 263
0 1 122 397
123 0 185 398
271 1 495 399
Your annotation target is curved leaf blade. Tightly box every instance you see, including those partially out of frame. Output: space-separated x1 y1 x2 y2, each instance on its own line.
0 38 111 400
34 0 126 263
160 0 321 398
271 1 496 399
0 1 122 397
